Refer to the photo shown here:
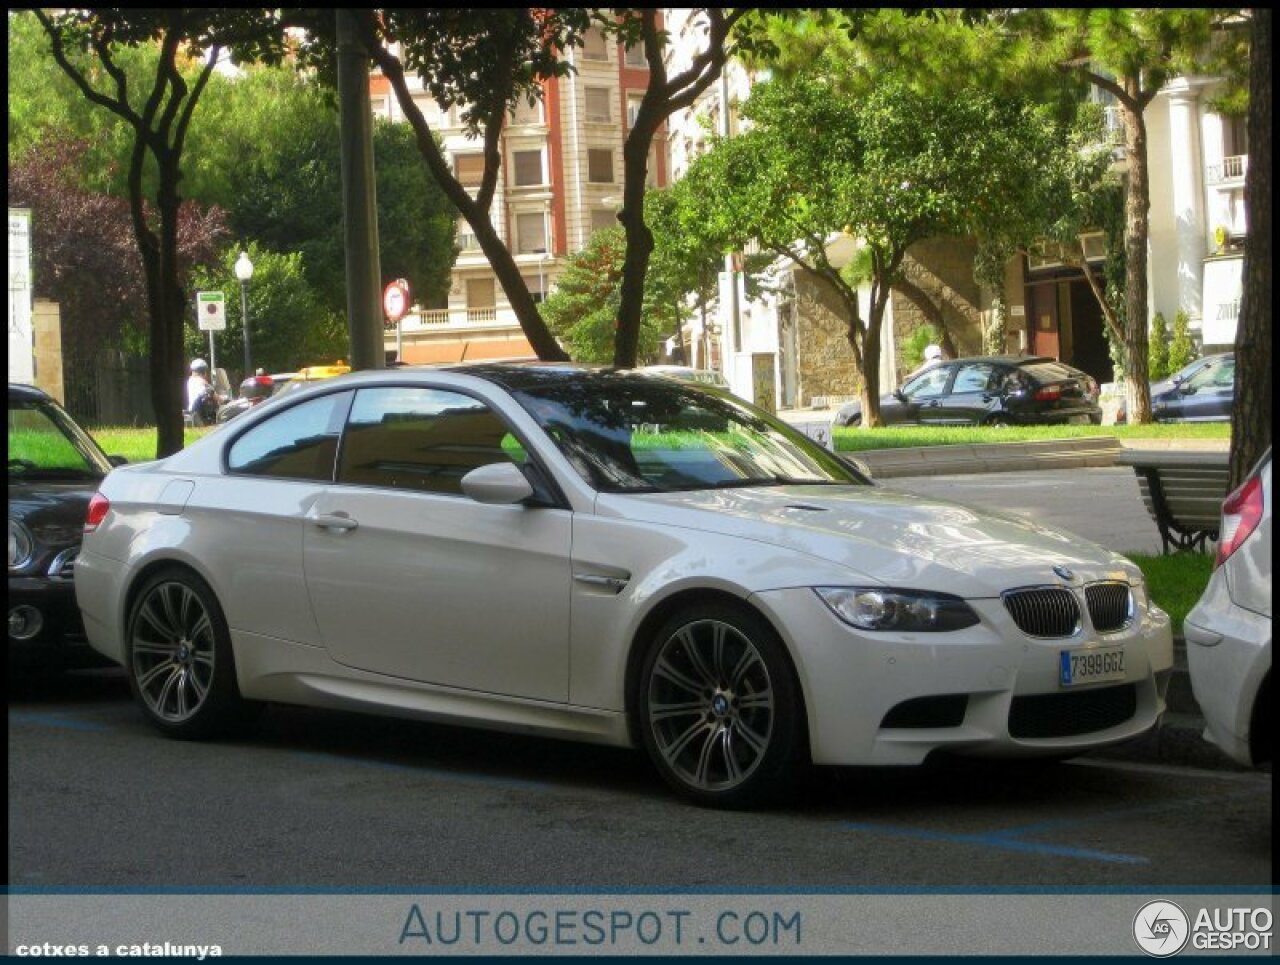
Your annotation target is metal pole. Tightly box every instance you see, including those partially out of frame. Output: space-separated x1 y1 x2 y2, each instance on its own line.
209 331 216 383
719 74 741 356
240 280 251 378
337 8 384 371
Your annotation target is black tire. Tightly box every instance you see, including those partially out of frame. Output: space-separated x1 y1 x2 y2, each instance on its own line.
637 601 806 808
986 414 1012 428
125 566 260 740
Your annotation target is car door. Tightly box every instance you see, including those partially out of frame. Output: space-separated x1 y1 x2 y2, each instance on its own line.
302 384 573 701
938 362 997 424
1168 357 1235 421
893 365 953 424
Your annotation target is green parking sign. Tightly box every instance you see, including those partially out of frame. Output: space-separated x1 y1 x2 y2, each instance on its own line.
197 291 226 331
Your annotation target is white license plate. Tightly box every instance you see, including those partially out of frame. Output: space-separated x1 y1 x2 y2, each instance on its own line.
1059 647 1126 687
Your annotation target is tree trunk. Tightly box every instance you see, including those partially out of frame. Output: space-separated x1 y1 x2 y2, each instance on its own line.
614 118 658 368
1229 8 1272 490
1121 90 1153 425
152 158 187 459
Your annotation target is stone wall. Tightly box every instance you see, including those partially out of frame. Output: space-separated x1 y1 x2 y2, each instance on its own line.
794 270 860 407
891 236 986 382
32 299 65 405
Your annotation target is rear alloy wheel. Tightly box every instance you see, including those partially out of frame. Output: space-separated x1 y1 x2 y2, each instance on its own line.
126 567 259 739
639 603 804 807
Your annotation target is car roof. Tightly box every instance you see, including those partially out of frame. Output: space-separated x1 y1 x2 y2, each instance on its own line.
8 382 52 402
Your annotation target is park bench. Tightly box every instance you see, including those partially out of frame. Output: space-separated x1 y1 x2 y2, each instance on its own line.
1117 448 1231 554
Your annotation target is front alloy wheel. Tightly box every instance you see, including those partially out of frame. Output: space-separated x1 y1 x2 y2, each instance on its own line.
640 604 803 807
126 567 258 739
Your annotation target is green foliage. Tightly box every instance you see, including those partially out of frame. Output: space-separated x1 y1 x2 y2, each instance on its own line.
1127 552 1215 634
540 228 664 364
1168 310 1197 374
1148 312 1170 380
185 64 457 316
900 325 946 374
186 242 346 381
833 422 1230 453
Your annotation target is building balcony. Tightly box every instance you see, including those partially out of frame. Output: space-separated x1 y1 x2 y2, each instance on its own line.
401 307 513 331
1206 154 1248 186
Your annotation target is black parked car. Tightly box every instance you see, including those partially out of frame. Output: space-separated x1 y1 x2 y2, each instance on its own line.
1150 352 1234 422
832 355 1102 428
8 384 122 670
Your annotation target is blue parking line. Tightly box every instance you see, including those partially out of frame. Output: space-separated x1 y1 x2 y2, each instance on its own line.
840 821 1148 865
289 749 551 792
9 711 110 733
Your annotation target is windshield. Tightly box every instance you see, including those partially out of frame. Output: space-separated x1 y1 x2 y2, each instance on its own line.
509 374 864 494
8 398 111 480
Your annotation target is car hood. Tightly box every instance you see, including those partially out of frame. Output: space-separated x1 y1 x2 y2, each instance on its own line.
599 484 1137 598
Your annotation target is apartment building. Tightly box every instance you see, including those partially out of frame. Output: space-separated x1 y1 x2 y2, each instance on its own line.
371 26 668 364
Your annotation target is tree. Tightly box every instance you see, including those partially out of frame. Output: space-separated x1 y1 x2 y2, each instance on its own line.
34 9 286 458
1148 312 1170 380
7 135 228 400
290 9 589 362
674 76 1082 425
1228 7 1270 490
186 243 345 377
292 8 763 368
184 63 457 318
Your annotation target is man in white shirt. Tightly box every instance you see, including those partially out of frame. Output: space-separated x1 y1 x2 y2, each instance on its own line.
186 358 213 426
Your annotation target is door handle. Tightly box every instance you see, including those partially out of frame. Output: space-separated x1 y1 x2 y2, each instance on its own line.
312 512 358 532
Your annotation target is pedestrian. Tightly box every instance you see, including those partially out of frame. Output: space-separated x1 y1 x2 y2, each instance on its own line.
907 343 946 381
187 358 215 427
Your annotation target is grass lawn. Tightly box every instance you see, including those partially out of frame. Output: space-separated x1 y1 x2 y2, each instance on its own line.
89 426 216 464
1126 551 1215 635
833 422 1230 452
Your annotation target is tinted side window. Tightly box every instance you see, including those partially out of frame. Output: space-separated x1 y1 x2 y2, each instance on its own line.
951 363 995 394
338 387 519 495
227 391 351 481
902 366 951 400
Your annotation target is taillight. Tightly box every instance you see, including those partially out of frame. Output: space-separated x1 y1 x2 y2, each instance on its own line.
84 493 110 535
1215 474 1264 567
254 375 273 386
1033 384 1062 401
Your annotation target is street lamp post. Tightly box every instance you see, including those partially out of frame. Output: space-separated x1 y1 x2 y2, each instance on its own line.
234 250 254 377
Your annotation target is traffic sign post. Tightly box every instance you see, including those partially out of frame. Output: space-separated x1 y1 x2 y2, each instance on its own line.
196 291 226 381
383 279 411 364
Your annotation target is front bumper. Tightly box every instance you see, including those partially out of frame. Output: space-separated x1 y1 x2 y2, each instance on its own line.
8 575 109 669
751 587 1173 766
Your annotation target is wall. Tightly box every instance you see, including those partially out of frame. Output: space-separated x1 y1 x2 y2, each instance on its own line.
793 271 859 406
890 236 984 382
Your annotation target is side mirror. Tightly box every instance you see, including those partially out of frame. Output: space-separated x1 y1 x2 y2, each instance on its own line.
107 455 129 467
892 390 907 403
1178 382 1196 396
461 461 534 505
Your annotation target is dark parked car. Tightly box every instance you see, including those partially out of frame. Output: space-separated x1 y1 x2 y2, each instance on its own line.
1115 352 1230 424
832 356 1102 428
1150 352 1234 422
8 384 122 669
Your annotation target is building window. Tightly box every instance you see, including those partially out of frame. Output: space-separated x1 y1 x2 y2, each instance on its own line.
466 277 496 308
585 86 612 124
1224 114 1248 158
522 274 549 304
454 153 485 188
627 94 644 130
591 209 618 235
582 27 608 61
512 149 544 187
588 148 614 183
457 219 481 252
510 97 543 126
516 212 548 254
624 41 646 68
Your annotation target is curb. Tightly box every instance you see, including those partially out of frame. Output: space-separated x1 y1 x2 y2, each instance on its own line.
850 437 1124 479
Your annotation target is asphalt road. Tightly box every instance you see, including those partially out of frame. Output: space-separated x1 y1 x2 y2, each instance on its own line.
886 466 1172 556
8 667 1271 889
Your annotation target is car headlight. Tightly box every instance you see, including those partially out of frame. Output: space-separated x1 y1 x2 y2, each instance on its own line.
9 518 35 571
814 587 980 632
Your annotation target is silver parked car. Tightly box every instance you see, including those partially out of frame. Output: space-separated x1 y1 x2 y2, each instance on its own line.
1185 447 1272 767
